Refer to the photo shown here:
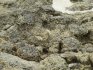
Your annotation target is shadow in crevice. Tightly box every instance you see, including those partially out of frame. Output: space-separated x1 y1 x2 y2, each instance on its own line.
75 31 91 44
58 41 63 53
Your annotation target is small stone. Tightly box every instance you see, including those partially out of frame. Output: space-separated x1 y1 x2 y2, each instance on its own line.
75 52 90 64
69 24 88 36
41 5 55 12
17 44 41 61
60 52 77 63
68 63 92 70
80 43 93 53
68 63 81 69
40 54 67 70
61 30 72 38
18 10 35 25
3 24 11 30
49 42 59 53
0 52 41 70
62 37 80 51
0 41 14 54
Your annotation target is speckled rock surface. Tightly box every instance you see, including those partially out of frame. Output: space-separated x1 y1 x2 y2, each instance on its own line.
0 0 93 70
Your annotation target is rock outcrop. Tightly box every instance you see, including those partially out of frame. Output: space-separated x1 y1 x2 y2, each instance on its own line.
0 0 93 70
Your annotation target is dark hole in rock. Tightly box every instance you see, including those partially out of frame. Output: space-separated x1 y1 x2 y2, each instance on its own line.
51 11 62 16
43 48 48 54
90 17 93 21
71 48 78 52
81 19 88 23
12 47 17 52
65 57 79 64
58 42 63 53
70 0 83 3
34 44 39 46
42 20 49 28
71 58 79 63
23 67 33 70
89 57 93 67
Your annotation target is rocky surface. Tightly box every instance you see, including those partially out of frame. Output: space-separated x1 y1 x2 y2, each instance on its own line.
0 0 93 70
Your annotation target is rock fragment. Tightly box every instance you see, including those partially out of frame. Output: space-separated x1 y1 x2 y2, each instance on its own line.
62 37 80 52
40 54 68 70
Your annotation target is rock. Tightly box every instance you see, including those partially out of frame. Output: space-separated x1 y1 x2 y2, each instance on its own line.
80 43 93 53
49 42 60 53
71 0 83 3
0 40 14 54
0 6 12 15
62 37 80 51
28 26 50 46
61 30 72 38
83 0 93 3
0 52 41 70
40 5 55 12
60 52 78 63
69 24 88 36
6 25 21 43
89 30 93 40
18 10 35 25
81 21 93 31
49 29 62 42
89 53 93 65
36 46 43 53
55 24 65 32
68 63 92 70
0 0 16 4
74 12 93 24
2 24 11 30
48 29 63 53
0 63 4 70
0 30 7 37
16 44 41 61
68 2 93 11
68 63 81 69
75 52 90 64
50 15 77 25
40 54 68 70
16 0 52 11
0 0 93 69
0 12 15 30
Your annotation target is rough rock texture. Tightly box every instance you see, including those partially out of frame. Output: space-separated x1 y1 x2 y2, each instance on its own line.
40 54 68 70
0 52 41 70
0 0 93 70
69 2 93 11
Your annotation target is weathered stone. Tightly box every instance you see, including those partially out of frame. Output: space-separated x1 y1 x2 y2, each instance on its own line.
40 5 54 12
69 24 88 36
50 15 77 25
80 43 93 53
40 54 68 70
75 52 90 64
0 0 93 69
28 26 50 46
0 52 41 70
16 44 41 61
60 52 78 63
62 37 80 51
69 2 93 11
68 63 92 70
